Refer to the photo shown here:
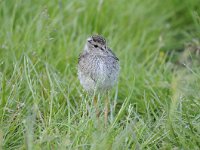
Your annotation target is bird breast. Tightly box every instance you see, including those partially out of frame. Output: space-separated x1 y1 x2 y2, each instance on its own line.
78 54 120 92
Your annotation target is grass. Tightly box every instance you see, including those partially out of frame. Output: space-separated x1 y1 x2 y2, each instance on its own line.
0 0 200 149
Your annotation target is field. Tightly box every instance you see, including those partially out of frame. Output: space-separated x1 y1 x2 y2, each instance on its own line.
0 0 200 149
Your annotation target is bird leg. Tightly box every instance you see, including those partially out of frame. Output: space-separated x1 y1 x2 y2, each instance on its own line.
93 95 99 117
104 92 109 125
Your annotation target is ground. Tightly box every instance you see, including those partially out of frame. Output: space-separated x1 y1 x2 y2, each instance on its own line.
0 0 200 149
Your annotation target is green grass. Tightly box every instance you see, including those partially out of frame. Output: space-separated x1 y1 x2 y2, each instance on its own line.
0 0 200 149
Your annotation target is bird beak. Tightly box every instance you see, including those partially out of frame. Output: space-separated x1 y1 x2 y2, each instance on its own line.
87 37 92 43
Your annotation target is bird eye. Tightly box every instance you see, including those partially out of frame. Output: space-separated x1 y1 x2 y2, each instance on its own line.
94 45 98 48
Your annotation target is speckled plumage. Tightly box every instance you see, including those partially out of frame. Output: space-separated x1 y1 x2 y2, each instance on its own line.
78 35 120 93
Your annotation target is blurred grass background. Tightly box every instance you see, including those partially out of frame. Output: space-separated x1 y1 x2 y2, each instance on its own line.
0 0 200 149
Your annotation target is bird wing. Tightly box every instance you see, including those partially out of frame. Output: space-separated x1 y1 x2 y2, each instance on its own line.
108 48 119 61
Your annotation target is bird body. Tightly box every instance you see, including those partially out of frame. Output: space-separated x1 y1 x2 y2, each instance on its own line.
78 35 120 93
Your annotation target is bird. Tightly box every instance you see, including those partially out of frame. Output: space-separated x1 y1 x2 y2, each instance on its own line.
78 35 120 124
